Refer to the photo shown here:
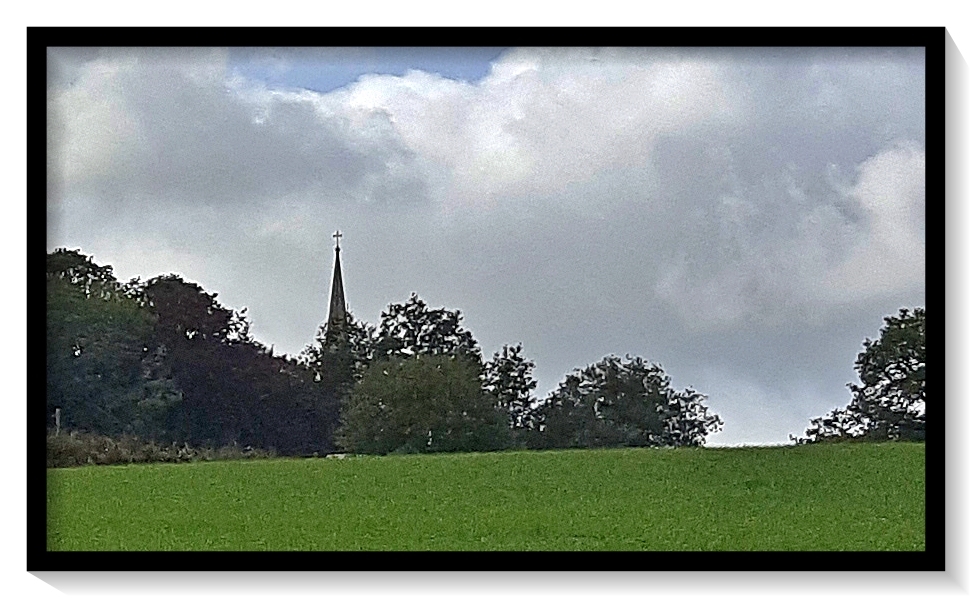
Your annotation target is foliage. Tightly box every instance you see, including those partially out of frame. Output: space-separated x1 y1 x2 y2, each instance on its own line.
46 249 167 437
324 297 547 455
657 386 725 448
46 247 117 297
47 430 275 468
337 354 510 455
301 312 376 396
48 249 341 456
133 274 339 454
48 248 734 460
537 355 723 449
373 293 482 363
848 307 925 440
138 274 250 446
795 307 925 444
483 343 540 436
141 274 251 349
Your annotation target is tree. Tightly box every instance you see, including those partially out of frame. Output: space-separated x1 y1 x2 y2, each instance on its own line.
47 249 167 436
793 407 868 444
298 313 378 452
849 307 925 440
139 274 339 453
656 386 725 448
139 275 247 445
795 307 925 444
301 312 376 396
373 294 481 363
46 248 117 298
225 345 339 455
141 274 250 349
337 354 510 455
536 355 723 449
483 344 540 437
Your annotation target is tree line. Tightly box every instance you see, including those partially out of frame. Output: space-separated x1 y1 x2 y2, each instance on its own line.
48 249 339 454
46 248 924 458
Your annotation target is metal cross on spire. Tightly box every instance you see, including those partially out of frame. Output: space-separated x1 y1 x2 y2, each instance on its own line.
325 229 348 349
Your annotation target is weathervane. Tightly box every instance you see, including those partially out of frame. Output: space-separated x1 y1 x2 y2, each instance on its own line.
333 230 342 250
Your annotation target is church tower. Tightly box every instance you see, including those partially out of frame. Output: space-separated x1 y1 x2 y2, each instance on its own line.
324 230 348 349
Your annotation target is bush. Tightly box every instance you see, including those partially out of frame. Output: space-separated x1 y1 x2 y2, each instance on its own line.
46 430 276 468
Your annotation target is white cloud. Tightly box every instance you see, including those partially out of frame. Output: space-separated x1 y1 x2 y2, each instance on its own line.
823 142 926 300
648 138 925 332
48 55 140 185
322 48 741 213
48 47 429 218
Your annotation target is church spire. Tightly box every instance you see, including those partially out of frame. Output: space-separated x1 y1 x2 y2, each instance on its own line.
325 230 348 347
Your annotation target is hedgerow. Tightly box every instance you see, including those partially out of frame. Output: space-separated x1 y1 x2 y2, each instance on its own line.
46 430 275 468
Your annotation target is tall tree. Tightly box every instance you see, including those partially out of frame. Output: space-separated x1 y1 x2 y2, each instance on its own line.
140 275 243 445
297 314 377 452
848 307 925 440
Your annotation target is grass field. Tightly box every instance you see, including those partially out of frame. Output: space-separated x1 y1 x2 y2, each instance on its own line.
47 442 924 551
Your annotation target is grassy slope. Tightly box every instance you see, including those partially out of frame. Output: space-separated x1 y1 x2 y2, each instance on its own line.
47 442 924 551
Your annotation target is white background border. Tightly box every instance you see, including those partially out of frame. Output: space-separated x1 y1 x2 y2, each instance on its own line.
11 3 965 596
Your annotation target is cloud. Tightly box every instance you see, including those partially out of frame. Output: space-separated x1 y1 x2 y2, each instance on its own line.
48 47 430 216
328 47 742 213
649 141 925 331
822 142 926 300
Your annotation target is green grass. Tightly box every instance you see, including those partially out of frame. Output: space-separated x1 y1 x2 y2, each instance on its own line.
47 442 924 551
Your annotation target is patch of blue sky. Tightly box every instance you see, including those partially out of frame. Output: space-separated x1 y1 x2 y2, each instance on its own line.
228 47 508 93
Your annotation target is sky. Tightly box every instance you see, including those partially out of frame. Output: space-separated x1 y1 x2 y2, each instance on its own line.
46 46 926 447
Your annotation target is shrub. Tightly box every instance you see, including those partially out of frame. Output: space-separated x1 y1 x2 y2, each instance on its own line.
46 430 276 468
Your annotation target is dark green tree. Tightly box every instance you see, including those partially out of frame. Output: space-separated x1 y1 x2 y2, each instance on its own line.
301 313 376 396
374 294 481 363
795 307 925 444
849 307 925 440
229 345 338 455
656 386 724 448
537 355 722 449
792 407 868 444
483 344 540 440
47 249 171 436
295 314 378 452
337 354 509 455
536 368 603 449
47 249 342 454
